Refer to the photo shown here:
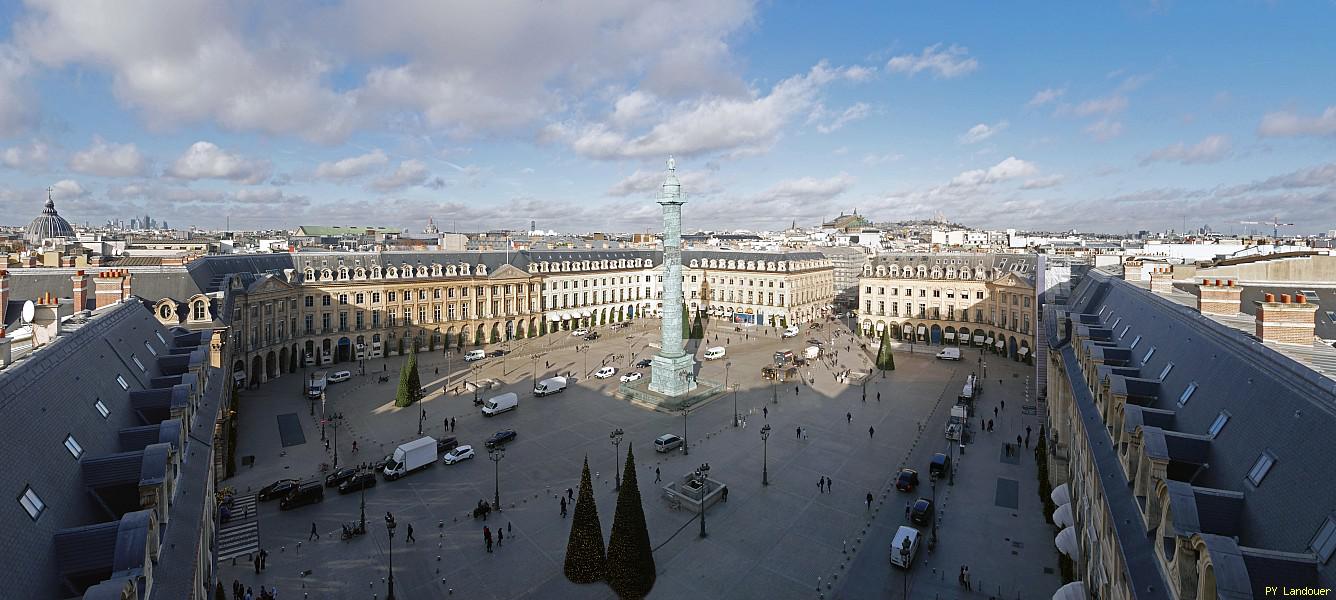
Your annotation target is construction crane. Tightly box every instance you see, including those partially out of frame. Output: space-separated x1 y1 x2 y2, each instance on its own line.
1239 217 1294 239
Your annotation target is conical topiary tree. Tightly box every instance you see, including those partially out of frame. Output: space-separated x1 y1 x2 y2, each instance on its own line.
689 308 704 339
876 332 895 371
606 446 656 599
564 457 607 584
395 348 423 407
681 301 691 341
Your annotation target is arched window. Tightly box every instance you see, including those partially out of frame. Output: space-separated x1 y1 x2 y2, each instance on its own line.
193 300 208 321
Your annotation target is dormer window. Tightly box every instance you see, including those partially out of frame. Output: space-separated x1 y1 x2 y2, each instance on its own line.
1247 451 1276 486
116 375 129 390
132 355 146 372
1129 335 1142 349
1208 411 1229 438
1119 326 1131 339
95 399 109 418
1141 347 1156 363
64 435 83 459
18 486 44 521
1178 382 1197 406
144 341 157 356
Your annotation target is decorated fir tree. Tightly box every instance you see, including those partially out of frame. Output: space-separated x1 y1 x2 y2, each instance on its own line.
606 446 657 599
394 348 423 407
564 457 607 584
875 332 895 371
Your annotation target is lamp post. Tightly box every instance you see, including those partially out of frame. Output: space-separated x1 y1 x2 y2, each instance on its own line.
681 406 690 456
730 384 740 429
488 446 505 511
385 513 397 600
899 537 911 599
610 428 624 490
696 463 711 538
530 351 546 392
725 361 736 426
760 424 771 486
472 363 482 405
330 412 343 469
626 334 635 367
577 344 590 378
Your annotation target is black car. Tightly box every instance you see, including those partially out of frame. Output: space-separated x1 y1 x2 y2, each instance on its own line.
338 471 377 494
279 481 324 510
488 349 506 357
257 479 299 501
584 332 600 341
929 453 951 480
372 454 394 473
324 467 358 488
437 436 459 454
485 429 517 448
807 339 824 346
910 498 934 525
895 468 920 492
634 358 652 368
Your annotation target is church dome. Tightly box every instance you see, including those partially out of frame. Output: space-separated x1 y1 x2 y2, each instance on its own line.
25 196 76 244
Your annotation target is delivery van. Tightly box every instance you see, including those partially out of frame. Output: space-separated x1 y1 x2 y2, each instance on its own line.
889 526 921 568
481 392 519 416
936 347 961 361
703 347 727 360
464 349 486 361
534 376 568 397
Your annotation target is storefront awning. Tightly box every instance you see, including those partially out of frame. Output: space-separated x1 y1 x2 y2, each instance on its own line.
1055 526 1079 559
1052 581 1086 600
1053 503 1073 528
547 313 562 322
580 310 592 317
1051 483 1070 505
944 332 956 340
973 334 985 343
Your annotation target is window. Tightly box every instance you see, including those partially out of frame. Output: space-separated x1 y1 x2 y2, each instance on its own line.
1178 382 1198 406
1119 325 1131 338
1208 411 1230 438
18 486 44 520
1158 363 1173 379
144 340 157 356
64 435 83 459
1129 335 1142 349
154 331 166 345
1247 452 1276 485
1142 347 1156 363
1311 517 1336 563
132 355 146 372
95 399 109 418
116 375 129 390
322 295 332 306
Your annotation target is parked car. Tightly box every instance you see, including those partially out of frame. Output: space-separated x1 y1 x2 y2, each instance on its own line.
338 471 377 494
584 331 600 341
323 467 358 488
634 358 653 368
654 433 684 453
464 349 486 361
572 328 590 337
488 349 506 358
442 445 475 464
328 370 352 383
889 526 921 569
910 498 934 525
895 468 920 492
806 339 824 347
279 481 324 510
595 366 617 379
485 430 517 448
620 371 643 382
929 453 951 480
436 436 459 454
781 326 800 338
257 479 299 501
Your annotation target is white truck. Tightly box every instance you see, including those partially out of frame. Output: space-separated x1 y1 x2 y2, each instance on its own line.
383 436 437 480
481 392 519 416
804 346 822 360
534 376 568 397
703 347 727 360
936 347 961 361
306 371 328 399
945 404 968 441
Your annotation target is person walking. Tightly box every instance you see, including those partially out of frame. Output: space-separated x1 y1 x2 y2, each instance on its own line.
722 486 729 502
846 412 852 424
763 406 768 419
254 551 261 573
1001 399 1006 411
560 497 568 518
826 476 833 492
406 523 415 543
245 587 253 600
1017 434 1023 451
817 477 825 493
993 406 999 418
866 492 874 510
484 526 493 553
876 391 881 402
796 426 802 439
1025 425 1032 448
259 548 268 571
451 417 456 432
497 527 504 547
868 425 875 438
309 522 319 541
567 487 575 501
988 418 994 432
655 467 661 483
963 565 972 590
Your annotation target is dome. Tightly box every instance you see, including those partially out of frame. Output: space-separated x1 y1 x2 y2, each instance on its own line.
25 195 76 245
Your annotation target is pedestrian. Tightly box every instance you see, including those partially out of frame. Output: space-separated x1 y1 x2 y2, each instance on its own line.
988 418 994 432
497 527 504 547
271 586 278 600
868 425 875 438
309 522 319 541
233 580 242 600
245 587 253 600
567 487 574 501
1017 434 1023 450
877 391 881 402
963 565 972 590
817 477 824 493
406 523 415 543
451 417 456 432
803 428 809 440
254 551 261 573
508 521 512 534
1026 425 1032 448
560 497 568 518
826 477 833 492
959 566 966 588
795 385 800 396
763 406 768 419
435 367 439 375
796 426 802 439
655 467 661 483
484 526 493 553
1001 399 1006 411
866 492 874 510
993 406 998 418
846 412 852 424
722 486 729 502
259 548 267 571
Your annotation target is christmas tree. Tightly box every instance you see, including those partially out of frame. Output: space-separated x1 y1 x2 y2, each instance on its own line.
564 457 607 583
394 348 423 407
875 332 895 371
606 446 657 598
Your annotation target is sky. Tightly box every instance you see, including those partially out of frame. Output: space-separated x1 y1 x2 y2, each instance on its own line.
1 0 1335 235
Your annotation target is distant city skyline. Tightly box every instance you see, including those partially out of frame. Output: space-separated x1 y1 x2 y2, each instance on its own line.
1 1 1335 234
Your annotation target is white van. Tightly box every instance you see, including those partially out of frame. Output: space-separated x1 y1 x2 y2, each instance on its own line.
481 392 519 416
654 433 684 453
804 346 821 360
935 347 961 361
534 376 568 396
703 347 727 360
464 349 486 362
889 526 921 568
782 326 800 338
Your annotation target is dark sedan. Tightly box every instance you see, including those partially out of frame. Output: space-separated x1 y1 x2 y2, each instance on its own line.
584 332 600 341
895 468 920 492
324 467 358 488
338 471 377 494
488 349 507 357
634 358 652 368
257 479 298 501
485 429 517 448
910 498 934 525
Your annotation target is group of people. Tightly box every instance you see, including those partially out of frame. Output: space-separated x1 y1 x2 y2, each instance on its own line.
230 580 278 600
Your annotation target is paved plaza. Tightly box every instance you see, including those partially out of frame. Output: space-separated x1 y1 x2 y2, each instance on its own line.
220 318 1059 599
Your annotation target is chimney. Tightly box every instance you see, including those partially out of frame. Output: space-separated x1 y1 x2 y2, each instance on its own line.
1150 267 1174 294
1255 292 1318 345
1197 279 1242 316
71 270 90 311
0 270 8 326
121 269 133 299
0 327 10 368
31 294 71 348
94 270 127 308
1123 259 1144 281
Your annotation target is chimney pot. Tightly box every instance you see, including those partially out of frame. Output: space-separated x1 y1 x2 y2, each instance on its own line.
1214 279 1221 286
77 269 84 276
1227 279 1234 287
1265 293 1275 302
1297 294 1306 304
1280 294 1291 304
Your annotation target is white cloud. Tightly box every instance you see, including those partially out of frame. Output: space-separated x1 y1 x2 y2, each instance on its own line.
949 156 1038 188
1 139 50 170
861 153 903 166
1141 134 1232 165
1073 95 1128 117
841 65 876 82
611 91 658 128
0 44 34 136
959 120 1008 144
886 44 978 79
166 141 272 184
1026 87 1065 107
762 173 855 201
314 149 389 180
68 137 147 177
1084 119 1124 141
371 159 431 191
1258 106 1336 137
1021 175 1064 190
607 167 717 197
816 102 871 134
49 179 87 200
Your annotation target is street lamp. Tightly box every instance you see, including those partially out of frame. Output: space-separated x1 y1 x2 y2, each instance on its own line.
730 384 739 429
626 335 635 367
610 428 625 490
472 364 482 405
530 351 547 392
488 446 505 511
681 406 690 456
760 424 771 486
695 463 711 538
576 344 591 378
330 412 343 469
725 361 736 426
385 512 397 600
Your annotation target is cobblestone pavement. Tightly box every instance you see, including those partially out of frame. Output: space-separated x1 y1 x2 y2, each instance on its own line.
219 318 1057 599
